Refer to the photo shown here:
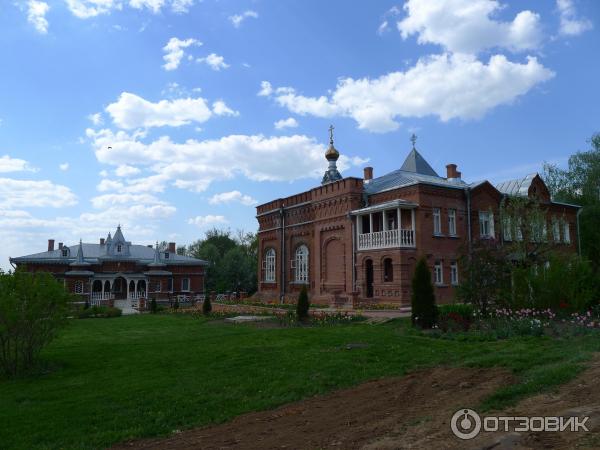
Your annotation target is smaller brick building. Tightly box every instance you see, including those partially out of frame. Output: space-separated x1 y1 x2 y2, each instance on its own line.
256 134 581 307
10 226 207 308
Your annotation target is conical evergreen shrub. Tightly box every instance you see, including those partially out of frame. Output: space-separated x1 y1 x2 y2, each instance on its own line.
202 295 212 315
411 258 437 328
296 285 310 320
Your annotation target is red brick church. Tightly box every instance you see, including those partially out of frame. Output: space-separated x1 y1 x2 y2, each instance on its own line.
10 226 207 309
256 130 580 307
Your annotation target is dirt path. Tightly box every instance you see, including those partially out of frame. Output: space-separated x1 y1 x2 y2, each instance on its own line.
113 356 600 450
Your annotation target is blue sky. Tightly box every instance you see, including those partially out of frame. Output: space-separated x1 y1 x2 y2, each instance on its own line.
0 0 598 269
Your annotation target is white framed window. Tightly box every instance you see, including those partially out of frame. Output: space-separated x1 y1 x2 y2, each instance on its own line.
151 282 161 293
181 278 190 292
552 217 560 242
117 244 122 253
448 209 456 236
434 261 443 285
294 245 309 283
74 281 84 294
563 221 571 243
479 211 494 238
450 261 458 285
62 248 69 257
433 208 442 235
164 252 169 259
263 248 276 282
503 217 512 241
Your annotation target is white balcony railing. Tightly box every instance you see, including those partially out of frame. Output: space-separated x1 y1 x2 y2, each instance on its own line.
358 229 415 251
128 291 147 300
90 292 114 301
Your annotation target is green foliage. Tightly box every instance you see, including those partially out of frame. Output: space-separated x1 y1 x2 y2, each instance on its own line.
457 240 511 314
202 296 212 315
77 306 122 319
437 304 474 332
411 258 437 328
186 228 258 294
150 298 157 314
543 133 600 268
296 285 310 320
0 269 71 377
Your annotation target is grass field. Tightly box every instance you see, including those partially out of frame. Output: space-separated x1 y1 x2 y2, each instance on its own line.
1 314 600 449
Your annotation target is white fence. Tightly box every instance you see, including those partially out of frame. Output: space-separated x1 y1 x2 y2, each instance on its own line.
358 228 415 250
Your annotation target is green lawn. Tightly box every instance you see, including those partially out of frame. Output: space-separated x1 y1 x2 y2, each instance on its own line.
1 314 600 450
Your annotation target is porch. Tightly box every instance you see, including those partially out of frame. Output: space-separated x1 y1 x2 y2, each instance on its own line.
352 199 417 251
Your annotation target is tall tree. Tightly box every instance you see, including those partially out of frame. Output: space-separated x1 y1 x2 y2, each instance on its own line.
543 133 600 268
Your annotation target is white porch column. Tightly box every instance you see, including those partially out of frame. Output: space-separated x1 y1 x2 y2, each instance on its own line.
411 209 416 230
369 213 373 233
383 210 387 231
398 208 402 230
126 279 130 299
134 280 138 298
101 281 104 299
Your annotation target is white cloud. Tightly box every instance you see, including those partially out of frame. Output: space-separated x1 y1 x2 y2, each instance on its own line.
197 53 230 71
0 178 77 208
64 0 120 19
99 169 109 177
0 155 37 173
257 80 273 97
397 0 544 54
91 192 170 209
557 0 593 36
59 162 70 171
129 0 164 13
115 164 141 176
88 112 104 126
96 178 124 192
27 1 50 34
162 37 200 71
377 6 402 35
188 215 228 227
274 117 299 129
86 129 365 193
261 53 554 132
229 10 258 28
212 100 239 117
106 92 213 129
171 0 193 14
208 191 257 206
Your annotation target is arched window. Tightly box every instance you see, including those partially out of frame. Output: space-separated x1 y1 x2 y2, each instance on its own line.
263 248 276 282
383 258 393 282
294 245 309 283
74 281 84 294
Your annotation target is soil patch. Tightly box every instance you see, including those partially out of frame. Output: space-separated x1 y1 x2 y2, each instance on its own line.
113 366 512 450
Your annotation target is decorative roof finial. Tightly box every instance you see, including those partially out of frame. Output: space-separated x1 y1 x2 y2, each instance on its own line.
328 124 335 146
410 133 417 150
322 124 342 185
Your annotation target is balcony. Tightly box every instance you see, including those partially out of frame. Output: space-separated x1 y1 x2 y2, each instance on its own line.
358 229 415 251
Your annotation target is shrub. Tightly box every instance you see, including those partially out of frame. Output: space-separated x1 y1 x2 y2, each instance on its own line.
438 304 474 332
0 270 71 377
150 298 157 314
78 306 122 319
411 258 437 328
296 285 310 320
173 299 179 310
202 296 212 315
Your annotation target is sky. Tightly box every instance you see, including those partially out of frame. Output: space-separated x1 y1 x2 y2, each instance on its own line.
0 0 598 270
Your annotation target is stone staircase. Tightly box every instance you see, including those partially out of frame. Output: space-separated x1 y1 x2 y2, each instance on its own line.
113 299 140 315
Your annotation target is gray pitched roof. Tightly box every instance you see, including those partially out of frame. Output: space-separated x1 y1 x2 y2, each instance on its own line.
495 173 537 197
365 168 466 195
400 149 439 177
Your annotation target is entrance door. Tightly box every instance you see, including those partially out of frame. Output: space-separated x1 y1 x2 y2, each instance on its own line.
365 259 374 298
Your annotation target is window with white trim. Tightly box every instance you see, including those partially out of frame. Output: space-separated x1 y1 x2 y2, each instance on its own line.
151 281 161 292
563 221 571 243
450 261 459 285
117 244 122 253
448 209 456 236
263 248 276 282
294 245 309 283
434 261 443 285
433 208 442 235
181 278 190 291
552 217 560 242
62 248 69 257
74 281 84 294
479 211 494 238
503 217 512 241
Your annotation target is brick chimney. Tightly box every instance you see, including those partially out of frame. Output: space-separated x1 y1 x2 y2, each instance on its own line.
48 239 55 252
168 242 176 253
446 164 461 180
58 242 63 250
100 238 105 246
364 166 373 181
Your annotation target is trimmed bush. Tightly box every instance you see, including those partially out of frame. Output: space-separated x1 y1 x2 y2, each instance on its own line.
78 306 122 319
296 285 310 320
202 296 212 315
411 258 437 328
150 298 157 314
438 304 473 332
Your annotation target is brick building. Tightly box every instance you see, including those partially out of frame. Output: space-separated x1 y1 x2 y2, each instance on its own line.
10 226 207 308
256 133 580 307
